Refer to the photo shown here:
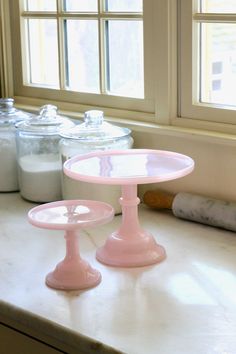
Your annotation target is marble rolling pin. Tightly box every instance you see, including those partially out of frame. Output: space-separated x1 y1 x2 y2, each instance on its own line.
143 190 236 232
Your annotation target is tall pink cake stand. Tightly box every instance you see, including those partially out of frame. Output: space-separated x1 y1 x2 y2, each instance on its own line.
64 149 194 268
28 200 114 290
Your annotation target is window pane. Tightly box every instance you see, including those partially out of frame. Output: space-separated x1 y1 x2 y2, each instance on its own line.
65 20 99 93
26 0 56 11
106 20 144 98
26 19 59 87
63 0 97 12
105 0 142 12
201 0 236 13
200 23 236 106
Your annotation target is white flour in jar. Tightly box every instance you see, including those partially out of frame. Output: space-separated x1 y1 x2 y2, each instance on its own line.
18 153 62 202
0 137 19 192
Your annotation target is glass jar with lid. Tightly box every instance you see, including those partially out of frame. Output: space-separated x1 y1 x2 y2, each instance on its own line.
59 110 133 214
0 98 32 192
16 104 75 202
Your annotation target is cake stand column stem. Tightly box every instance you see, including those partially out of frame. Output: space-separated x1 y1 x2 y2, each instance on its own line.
119 184 141 239
64 230 81 261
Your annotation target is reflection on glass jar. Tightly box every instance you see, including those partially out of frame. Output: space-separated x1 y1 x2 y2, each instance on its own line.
16 104 74 202
0 98 31 192
59 110 133 214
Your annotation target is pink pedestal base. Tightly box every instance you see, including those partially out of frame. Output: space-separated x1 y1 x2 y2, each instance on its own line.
46 258 101 291
96 232 166 267
47 230 102 291
96 185 166 267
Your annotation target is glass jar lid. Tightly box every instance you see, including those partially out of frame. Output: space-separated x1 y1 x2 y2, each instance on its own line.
0 98 32 126
16 104 75 135
60 110 131 141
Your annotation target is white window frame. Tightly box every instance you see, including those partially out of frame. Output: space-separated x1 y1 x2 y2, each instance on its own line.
6 0 236 133
6 0 178 124
2 0 236 134
178 0 236 130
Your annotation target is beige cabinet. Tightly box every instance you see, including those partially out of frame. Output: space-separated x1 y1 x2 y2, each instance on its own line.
0 324 63 354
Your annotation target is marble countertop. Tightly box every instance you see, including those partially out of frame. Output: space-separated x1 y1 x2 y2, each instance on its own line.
1 193 236 354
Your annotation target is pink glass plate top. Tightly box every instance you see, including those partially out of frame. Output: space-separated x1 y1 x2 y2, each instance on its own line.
28 199 114 230
64 149 194 185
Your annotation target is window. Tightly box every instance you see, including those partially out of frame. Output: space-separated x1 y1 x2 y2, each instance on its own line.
179 0 236 126
6 1 235 130
8 0 160 120
23 0 144 98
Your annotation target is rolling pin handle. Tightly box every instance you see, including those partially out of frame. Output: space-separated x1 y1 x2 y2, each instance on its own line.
143 190 175 209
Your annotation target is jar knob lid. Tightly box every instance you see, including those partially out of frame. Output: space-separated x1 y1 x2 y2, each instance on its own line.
39 104 58 120
84 110 104 127
0 98 15 111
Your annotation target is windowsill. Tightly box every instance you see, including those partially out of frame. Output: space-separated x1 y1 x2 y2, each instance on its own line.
15 100 236 147
111 117 236 146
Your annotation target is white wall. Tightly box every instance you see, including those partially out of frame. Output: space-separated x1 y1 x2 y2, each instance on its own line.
133 130 236 203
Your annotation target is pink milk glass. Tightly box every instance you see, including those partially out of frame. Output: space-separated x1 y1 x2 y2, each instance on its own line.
64 149 194 267
28 199 114 290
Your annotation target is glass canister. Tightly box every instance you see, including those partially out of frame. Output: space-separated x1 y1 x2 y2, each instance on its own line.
59 110 133 214
16 104 75 202
0 98 32 192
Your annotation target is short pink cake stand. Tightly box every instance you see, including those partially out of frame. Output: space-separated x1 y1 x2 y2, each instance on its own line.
28 200 114 290
64 149 194 268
